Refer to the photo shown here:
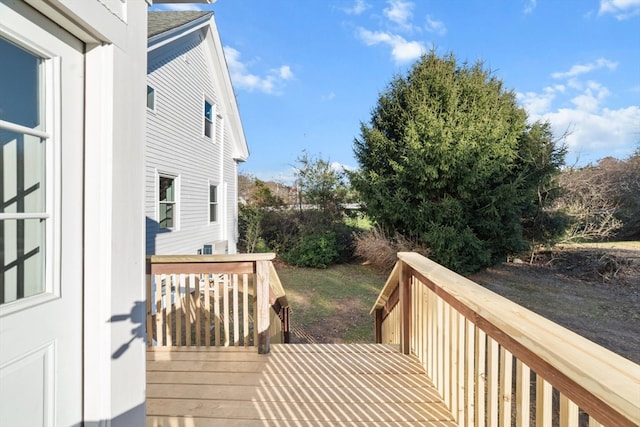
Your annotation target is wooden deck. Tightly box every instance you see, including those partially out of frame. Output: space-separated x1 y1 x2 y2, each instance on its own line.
146 344 457 426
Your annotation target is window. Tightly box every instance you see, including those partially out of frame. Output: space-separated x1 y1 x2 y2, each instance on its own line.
209 185 217 223
159 176 176 228
0 37 48 305
147 85 155 110
204 100 213 138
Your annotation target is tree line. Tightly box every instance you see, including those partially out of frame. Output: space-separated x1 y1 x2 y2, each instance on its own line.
239 51 639 273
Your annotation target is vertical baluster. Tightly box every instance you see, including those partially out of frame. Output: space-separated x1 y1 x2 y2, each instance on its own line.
243 273 249 346
499 348 513 427
166 274 173 346
214 274 221 346
175 274 183 346
437 297 445 395
223 274 230 346
516 360 530 427
155 274 164 346
443 303 451 409
204 274 211 346
233 274 239 346
535 376 552 427
450 307 458 420
185 274 192 346
256 260 271 354
194 274 201 346
487 337 499 427
456 312 465 424
559 394 579 427
428 287 436 380
423 285 430 376
476 329 487 427
465 319 476 427
253 273 258 347
146 271 153 346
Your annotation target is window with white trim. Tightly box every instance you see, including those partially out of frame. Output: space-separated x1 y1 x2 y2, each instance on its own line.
158 176 177 229
204 100 213 138
0 37 48 304
147 85 155 111
209 184 218 223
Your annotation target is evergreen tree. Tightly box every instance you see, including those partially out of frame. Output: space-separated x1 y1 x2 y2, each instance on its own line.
350 51 565 273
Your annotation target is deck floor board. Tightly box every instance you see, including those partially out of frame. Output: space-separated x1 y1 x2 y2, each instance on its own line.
147 343 457 426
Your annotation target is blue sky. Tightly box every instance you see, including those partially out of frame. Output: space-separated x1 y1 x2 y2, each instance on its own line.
151 0 640 183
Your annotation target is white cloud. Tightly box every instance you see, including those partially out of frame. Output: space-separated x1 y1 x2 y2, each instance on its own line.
544 106 640 162
384 0 416 32
570 81 610 113
356 28 425 63
517 86 558 117
424 15 447 36
599 0 640 19
331 161 358 175
523 0 537 14
277 65 294 80
223 46 294 95
551 58 618 79
343 0 371 15
519 59 639 165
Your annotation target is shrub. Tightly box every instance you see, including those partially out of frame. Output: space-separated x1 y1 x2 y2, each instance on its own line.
354 226 430 273
281 232 339 268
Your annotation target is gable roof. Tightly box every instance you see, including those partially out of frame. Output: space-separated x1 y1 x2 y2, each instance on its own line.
148 11 212 38
146 11 249 162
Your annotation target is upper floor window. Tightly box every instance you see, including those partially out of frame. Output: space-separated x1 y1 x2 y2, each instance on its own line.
159 176 176 229
147 85 155 111
209 184 218 223
204 100 213 138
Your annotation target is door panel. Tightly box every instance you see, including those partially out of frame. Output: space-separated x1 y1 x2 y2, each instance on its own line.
0 1 84 426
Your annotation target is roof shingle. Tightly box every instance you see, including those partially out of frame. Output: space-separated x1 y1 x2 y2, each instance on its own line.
148 11 212 38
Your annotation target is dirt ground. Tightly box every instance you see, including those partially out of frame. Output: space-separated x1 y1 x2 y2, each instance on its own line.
470 243 640 364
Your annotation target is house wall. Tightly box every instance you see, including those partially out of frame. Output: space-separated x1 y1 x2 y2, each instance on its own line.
21 0 148 426
146 24 241 255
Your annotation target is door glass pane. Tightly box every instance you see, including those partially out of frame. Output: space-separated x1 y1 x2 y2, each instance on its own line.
0 37 47 305
0 38 42 129
1 219 46 304
1 131 46 214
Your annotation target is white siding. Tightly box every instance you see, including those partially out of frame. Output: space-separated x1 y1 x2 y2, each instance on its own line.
146 23 244 256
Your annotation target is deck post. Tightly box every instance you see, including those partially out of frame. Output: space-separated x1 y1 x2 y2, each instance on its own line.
399 260 412 355
146 259 153 347
256 260 271 354
374 309 383 343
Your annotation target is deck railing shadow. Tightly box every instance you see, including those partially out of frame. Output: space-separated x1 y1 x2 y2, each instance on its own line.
146 253 289 354
372 252 639 427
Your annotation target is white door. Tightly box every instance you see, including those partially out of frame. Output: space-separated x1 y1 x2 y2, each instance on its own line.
0 1 84 426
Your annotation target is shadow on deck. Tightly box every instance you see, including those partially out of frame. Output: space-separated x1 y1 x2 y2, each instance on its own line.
146 343 457 426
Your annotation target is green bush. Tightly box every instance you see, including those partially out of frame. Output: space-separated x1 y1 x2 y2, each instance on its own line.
281 232 339 268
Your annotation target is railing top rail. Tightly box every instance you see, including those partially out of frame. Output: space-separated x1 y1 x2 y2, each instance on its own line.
269 262 288 307
386 251 639 425
369 262 400 315
148 253 276 264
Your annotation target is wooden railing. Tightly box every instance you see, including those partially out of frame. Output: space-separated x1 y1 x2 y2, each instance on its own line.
146 253 289 354
371 252 639 427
